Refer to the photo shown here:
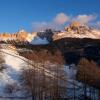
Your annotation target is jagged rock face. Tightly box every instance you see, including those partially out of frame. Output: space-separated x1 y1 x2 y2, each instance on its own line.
70 21 81 28
0 33 12 41
16 31 28 41
65 21 80 32
0 29 29 41
65 21 93 34
37 29 54 42
53 22 100 40
0 29 39 43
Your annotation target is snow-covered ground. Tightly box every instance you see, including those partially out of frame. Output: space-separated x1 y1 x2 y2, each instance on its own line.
0 48 99 100
0 49 28 98
0 48 64 99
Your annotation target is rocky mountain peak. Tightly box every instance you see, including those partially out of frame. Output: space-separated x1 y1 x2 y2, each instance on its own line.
70 21 81 28
64 21 93 34
53 21 100 40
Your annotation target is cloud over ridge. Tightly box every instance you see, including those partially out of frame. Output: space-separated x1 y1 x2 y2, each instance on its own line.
32 12 98 31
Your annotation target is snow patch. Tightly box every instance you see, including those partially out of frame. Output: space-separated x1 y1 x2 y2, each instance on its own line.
64 65 77 79
30 37 49 45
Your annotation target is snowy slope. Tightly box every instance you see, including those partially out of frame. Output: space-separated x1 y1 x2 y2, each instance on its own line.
0 47 99 100
30 37 49 45
53 29 100 40
0 49 27 97
0 48 74 98
0 48 62 99
53 23 100 40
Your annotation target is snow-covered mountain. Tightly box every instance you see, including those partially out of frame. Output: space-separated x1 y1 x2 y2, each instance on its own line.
0 22 100 45
0 29 50 45
53 21 100 40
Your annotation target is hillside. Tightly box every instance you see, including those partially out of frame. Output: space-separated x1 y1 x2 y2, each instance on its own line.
14 37 100 65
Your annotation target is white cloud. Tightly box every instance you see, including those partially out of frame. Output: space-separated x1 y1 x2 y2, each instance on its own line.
54 13 69 24
32 12 70 31
32 13 97 31
32 22 47 31
95 21 100 29
74 14 96 24
96 21 100 26
32 22 58 31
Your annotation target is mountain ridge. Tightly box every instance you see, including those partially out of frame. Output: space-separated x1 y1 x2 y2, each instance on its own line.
0 21 100 44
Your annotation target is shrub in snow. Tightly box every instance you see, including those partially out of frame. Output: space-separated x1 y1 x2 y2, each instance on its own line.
0 66 6 72
0 55 5 64
4 84 15 94
0 55 5 72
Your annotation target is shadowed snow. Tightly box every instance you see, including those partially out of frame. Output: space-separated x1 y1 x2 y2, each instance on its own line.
30 37 49 45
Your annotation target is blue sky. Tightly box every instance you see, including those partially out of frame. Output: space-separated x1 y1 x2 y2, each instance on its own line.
0 0 100 33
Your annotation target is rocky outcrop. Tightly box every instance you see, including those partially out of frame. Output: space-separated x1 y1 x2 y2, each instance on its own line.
65 21 93 34
0 29 30 42
37 29 54 42
53 21 100 40
65 21 80 32
16 29 28 41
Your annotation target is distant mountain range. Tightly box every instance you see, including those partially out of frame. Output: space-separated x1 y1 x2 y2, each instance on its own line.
0 21 100 44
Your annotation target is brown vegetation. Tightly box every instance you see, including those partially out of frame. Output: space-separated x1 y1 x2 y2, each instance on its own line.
76 58 100 89
19 43 65 65
21 62 67 100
